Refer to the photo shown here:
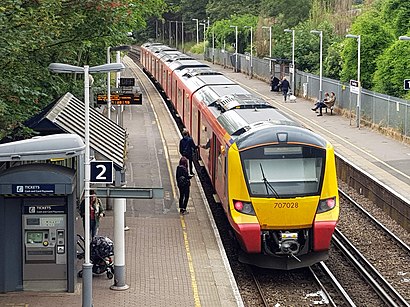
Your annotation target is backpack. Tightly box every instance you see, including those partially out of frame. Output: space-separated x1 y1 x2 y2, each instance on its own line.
177 175 190 188
180 137 191 157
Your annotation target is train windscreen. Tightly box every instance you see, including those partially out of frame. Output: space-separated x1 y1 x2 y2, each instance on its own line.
240 145 325 198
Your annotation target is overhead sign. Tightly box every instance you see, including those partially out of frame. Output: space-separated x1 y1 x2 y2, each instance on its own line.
120 78 135 87
12 184 55 194
350 80 359 94
404 79 410 90
90 161 113 183
96 93 142 105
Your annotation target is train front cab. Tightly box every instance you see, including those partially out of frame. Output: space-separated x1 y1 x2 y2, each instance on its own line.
226 138 339 270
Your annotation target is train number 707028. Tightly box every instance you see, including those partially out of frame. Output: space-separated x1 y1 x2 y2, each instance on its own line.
274 202 299 208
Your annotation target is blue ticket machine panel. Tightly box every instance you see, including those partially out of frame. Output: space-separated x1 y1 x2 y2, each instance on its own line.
22 205 67 291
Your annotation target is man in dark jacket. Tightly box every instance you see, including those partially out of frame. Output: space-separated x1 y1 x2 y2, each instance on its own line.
280 76 290 102
179 129 197 175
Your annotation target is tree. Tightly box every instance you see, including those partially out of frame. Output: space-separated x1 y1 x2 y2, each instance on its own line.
259 0 311 28
380 0 410 38
340 9 394 89
0 0 165 138
206 0 261 22
373 38 410 98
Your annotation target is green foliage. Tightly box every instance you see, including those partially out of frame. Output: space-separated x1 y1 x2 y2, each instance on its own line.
373 40 410 98
259 0 311 28
340 9 394 89
273 20 337 74
208 15 258 53
0 0 165 138
207 0 261 22
380 0 410 37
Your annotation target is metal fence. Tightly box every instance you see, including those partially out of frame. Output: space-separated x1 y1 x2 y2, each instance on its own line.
200 48 410 137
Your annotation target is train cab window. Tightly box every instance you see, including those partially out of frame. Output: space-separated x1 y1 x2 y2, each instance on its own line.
240 145 325 198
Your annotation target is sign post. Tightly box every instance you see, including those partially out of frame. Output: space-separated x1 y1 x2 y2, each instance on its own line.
90 161 113 183
404 79 410 90
350 79 361 127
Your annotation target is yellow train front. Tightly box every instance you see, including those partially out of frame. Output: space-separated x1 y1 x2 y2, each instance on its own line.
226 122 339 269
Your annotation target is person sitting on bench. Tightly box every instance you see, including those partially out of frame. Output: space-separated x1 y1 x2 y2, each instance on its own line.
311 92 336 116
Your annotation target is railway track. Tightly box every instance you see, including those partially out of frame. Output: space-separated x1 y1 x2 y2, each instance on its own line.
333 228 409 307
128 47 410 306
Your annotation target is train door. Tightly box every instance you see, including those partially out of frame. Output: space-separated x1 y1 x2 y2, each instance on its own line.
214 139 227 206
167 71 171 98
184 91 191 132
176 87 183 118
175 80 180 111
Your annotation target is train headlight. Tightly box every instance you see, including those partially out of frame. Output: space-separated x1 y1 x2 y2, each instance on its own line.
233 200 255 215
317 197 336 213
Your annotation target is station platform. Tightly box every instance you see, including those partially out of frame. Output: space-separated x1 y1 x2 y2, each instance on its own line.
0 56 242 306
1 49 409 307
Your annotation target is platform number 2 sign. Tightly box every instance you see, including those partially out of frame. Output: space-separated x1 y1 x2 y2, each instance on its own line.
90 161 113 183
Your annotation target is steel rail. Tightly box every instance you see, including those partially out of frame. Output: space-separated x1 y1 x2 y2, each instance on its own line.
333 229 409 307
339 189 410 254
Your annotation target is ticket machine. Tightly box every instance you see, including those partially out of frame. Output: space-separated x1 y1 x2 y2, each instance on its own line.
22 205 67 290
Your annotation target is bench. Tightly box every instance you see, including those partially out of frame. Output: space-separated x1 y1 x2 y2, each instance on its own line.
322 97 336 115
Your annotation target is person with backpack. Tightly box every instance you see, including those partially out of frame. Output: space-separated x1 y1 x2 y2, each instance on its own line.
79 190 105 238
280 76 290 102
176 156 192 215
179 129 197 175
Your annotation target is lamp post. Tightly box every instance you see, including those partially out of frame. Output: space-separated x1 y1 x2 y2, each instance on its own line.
399 35 410 40
179 21 185 52
230 25 238 72
192 18 199 45
200 22 206 56
346 33 361 128
212 29 215 64
244 26 253 78
48 62 125 307
168 20 172 45
311 30 323 102
175 21 178 49
284 29 295 94
107 45 130 121
262 26 272 73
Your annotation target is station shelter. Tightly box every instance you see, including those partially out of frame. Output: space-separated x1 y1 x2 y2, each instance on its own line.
0 92 126 293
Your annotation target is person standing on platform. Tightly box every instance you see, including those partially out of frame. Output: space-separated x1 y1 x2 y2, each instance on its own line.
176 156 192 215
179 129 197 176
280 76 290 102
79 190 105 238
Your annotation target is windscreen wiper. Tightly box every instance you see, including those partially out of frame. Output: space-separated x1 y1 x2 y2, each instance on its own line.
259 163 279 198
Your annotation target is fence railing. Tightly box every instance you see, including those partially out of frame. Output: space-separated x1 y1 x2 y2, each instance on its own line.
200 48 409 138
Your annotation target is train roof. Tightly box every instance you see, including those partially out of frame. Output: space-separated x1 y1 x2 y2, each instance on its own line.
235 122 327 150
194 85 249 106
217 107 298 136
180 69 235 94
141 42 163 48
168 60 209 71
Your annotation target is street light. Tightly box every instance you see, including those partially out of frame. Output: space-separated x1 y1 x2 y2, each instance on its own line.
200 22 206 55
244 26 253 78
175 21 178 49
48 62 125 307
399 35 410 40
107 45 130 121
230 25 238 72
168 20 172 45
192 18 199 45
284 29 295 94
311 30 323 102
262 26 272 73
180 21 185 52
346 33 361 128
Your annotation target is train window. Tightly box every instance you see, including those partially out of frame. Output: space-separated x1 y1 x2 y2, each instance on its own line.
240 146 325 198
